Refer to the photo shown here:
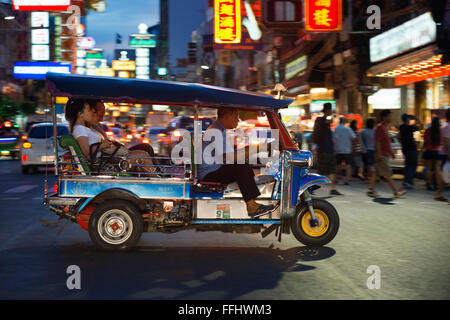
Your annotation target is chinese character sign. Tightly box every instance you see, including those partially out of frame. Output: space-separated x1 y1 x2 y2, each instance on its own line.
214 0 242 43
305 0 342 32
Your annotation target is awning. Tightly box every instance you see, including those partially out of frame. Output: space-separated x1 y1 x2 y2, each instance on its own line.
367 44 438 76
367 44 450 85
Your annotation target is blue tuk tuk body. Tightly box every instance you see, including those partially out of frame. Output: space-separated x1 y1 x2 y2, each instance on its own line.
44 73 339 251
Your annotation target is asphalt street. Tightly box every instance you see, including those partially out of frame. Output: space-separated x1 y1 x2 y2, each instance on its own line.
0 159 449 300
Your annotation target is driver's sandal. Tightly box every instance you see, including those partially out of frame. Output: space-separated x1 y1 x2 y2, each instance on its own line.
248 204 276 219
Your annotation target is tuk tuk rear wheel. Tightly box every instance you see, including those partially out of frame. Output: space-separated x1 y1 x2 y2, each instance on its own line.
88 200 143 251
291 199 339 247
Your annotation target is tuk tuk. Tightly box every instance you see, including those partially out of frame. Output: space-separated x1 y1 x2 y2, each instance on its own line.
44 73 339 251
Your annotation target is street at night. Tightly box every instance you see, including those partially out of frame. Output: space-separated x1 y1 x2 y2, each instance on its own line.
1 0 450 307
0 159 448 300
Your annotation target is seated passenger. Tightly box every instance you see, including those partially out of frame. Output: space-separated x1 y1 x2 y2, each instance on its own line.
87 99 156 159
64 98 154 174
197 108 275 218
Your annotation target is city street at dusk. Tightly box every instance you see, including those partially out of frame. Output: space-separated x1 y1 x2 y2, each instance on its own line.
0 160 449 300
0 0 449 306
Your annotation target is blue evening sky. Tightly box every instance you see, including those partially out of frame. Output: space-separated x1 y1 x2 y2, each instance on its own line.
86 0 160 62
86 0 207 70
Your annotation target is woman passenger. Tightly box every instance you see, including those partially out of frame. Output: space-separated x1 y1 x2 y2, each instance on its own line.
64 98 154 174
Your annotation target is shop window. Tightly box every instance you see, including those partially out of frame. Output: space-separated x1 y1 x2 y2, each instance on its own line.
264 0 302 26
274 1 296 21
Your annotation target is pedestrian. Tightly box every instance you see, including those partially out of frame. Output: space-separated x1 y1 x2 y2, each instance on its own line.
361 119 377 195
334 117 356 185
350 119 366 180
312 102 342 195
399 113 419 189
423 117 446 201
439 108 450 165
368 109 405 198
441 109 450 199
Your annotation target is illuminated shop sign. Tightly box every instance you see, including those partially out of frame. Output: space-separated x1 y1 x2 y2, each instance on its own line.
368 89 401 109
214 0 263 50
32 45 49 60
31 12 49 27
13 62 71 79
112 60 136 71
370 12 436 63
214 0 241 44
118 71 130 78
305 0 342 32
12 0 71 11
129 34 157 48
135 48 150 79
95 68 115 77
157 68 168 76
31 28 49 44
285 55 307 80
77 37 96 50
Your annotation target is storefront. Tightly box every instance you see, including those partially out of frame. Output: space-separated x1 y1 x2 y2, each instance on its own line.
280 88 335 131
367 12 450 123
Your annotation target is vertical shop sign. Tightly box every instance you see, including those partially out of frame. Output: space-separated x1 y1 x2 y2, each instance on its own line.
305 0 342 32
214 0 241 43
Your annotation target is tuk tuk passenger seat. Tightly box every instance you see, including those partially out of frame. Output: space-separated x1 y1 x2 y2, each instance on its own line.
58 134 91 175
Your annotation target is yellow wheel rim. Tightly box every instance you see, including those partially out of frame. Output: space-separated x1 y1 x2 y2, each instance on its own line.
301 209 330 237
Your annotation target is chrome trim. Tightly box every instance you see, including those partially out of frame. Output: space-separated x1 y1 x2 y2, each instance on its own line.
47 197 81 206
287 159 309 167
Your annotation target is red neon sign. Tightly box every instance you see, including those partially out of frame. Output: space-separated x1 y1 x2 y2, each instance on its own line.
12 0 71 11
305 0 342 32
214 0 241 44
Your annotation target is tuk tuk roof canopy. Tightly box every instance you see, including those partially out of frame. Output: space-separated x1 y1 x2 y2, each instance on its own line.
46 73 293 110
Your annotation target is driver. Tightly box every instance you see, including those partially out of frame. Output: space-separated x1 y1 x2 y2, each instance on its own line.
197 108 274 218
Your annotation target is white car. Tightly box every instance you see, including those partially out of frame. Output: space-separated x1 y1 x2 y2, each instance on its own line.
146 127 167 155
21 122 69 174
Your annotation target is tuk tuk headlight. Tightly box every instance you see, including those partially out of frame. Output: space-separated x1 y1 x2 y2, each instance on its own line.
308 154 314 168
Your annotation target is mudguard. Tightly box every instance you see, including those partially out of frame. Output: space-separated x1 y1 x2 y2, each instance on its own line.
291 173 330 207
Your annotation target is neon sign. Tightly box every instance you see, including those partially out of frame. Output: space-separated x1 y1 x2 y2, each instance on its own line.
214 0 242 44
305 0 342 32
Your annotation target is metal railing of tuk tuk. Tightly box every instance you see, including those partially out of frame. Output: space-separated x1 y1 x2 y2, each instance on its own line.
57 153 191 179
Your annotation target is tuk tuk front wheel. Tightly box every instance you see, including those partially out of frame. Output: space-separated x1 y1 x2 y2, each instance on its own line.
88 200 143 251
291 199 339 247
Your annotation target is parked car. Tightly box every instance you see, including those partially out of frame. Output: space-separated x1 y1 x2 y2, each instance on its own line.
21 122 69 174
0 125 20 159
158 116 214 156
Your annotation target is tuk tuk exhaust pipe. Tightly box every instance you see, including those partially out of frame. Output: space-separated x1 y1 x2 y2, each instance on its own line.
49 206 77 222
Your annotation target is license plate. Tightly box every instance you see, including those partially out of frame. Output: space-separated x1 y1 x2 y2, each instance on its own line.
41 156 55 162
